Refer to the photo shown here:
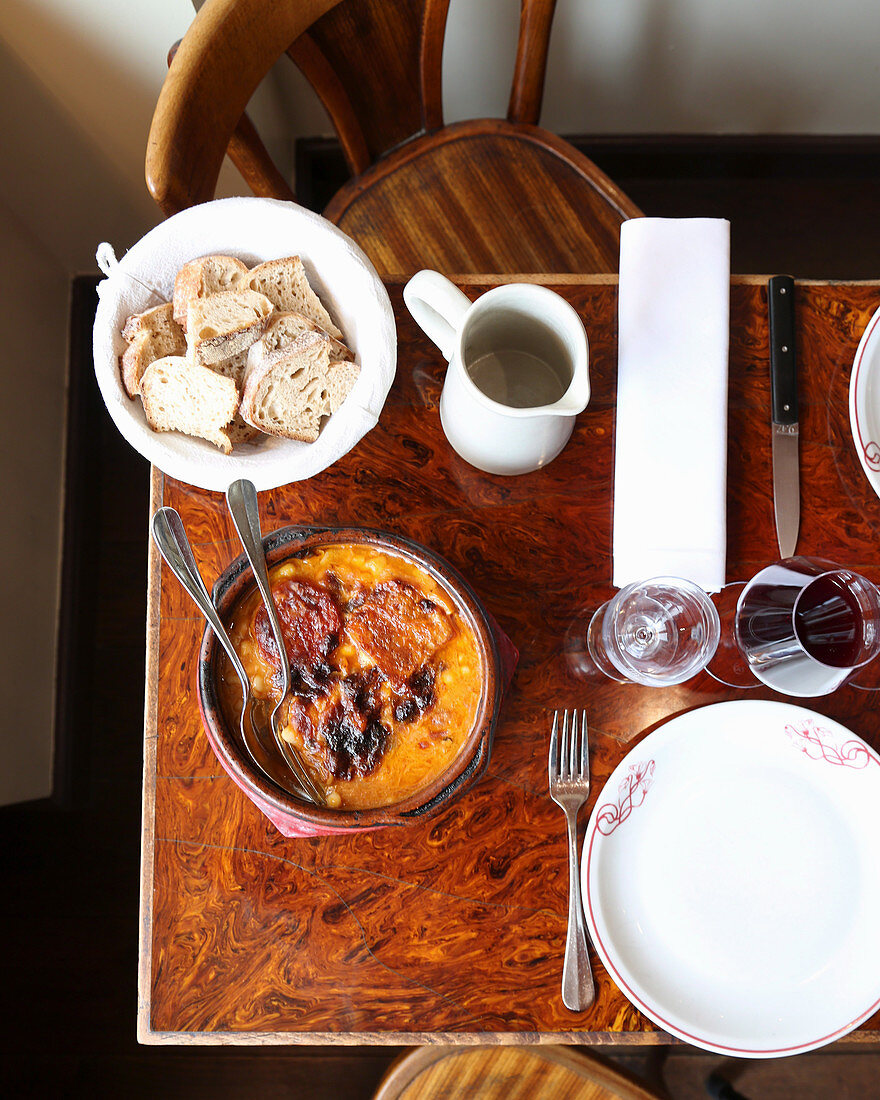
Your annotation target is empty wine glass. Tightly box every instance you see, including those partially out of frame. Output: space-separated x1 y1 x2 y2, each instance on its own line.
735 557 880 696
585 577 721 686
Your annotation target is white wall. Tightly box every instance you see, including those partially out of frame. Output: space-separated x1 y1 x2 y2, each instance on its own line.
232 0 880 146
447 0 880 137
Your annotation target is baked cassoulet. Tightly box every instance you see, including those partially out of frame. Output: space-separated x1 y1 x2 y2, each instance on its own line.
219 543 483 809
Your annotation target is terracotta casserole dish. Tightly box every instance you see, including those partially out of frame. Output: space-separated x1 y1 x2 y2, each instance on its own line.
198 525 502 834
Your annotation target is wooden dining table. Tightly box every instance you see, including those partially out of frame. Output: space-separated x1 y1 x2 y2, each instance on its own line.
138 273 880 1045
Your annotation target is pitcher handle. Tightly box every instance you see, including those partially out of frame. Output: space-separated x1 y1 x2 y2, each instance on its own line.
403 270 471 362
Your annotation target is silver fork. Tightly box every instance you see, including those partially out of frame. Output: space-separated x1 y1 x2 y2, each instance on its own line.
226 480 324 805
549 708 595 1012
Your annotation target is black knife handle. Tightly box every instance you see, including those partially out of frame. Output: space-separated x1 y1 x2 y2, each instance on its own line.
769 275 797 425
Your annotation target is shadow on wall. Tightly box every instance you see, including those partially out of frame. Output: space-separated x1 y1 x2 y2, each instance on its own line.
0 2 169 271
0 0 247 273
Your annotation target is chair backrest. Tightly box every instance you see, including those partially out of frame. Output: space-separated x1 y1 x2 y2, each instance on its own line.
288 0 558 174
147 0 561 215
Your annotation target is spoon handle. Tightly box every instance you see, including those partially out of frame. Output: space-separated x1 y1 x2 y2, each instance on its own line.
226 480 324 805
225 480 291 700
150 507 250 694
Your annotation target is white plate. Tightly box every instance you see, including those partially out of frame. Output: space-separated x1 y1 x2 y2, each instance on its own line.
849 302 880 499
92 197 397 492
583 699 880 1057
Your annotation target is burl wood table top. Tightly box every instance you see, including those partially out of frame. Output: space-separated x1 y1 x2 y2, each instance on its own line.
139 275 880 1044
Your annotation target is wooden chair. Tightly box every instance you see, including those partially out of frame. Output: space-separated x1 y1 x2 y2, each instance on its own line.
146 0 642 276
371 1046 668 1100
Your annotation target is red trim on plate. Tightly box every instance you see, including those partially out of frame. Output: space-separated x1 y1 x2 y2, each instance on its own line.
852 307 880 470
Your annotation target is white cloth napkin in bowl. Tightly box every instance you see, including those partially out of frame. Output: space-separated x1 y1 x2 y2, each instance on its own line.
612 217 730 593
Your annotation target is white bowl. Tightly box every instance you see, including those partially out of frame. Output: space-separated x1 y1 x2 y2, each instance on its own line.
92 197 396 492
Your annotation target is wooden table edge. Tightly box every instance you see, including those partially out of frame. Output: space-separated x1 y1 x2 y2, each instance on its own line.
373 273 880 287
134 1027 880 1047
137 465 165 1044
134 1028 677 1047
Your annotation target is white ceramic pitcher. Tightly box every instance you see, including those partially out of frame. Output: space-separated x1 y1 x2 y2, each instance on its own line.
403 270 590 475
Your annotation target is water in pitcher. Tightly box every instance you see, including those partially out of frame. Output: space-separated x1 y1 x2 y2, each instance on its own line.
464 314 571 408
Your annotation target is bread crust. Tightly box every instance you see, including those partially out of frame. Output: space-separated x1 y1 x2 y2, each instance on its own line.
173 254 249 331
247 257 342 339
119 302 187 398
240 332 329 442
187 289 274 366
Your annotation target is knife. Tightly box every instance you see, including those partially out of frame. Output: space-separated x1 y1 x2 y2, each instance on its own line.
769 275 799 560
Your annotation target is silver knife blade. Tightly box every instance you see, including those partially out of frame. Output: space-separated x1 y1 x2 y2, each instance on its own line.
768 275 799 559
772 423 800 559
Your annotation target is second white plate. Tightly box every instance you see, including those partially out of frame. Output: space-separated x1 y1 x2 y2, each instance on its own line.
583 699 880 1057
849 302 880 499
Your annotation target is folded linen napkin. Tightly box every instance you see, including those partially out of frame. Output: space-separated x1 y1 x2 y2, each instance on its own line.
612 217 730 593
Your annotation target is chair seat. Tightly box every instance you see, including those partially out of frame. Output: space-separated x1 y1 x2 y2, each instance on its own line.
326 119 642 276
372 1045 665 1100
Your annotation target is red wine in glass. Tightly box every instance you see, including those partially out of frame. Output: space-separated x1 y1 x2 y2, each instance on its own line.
794 572 871 668
735 559 880 696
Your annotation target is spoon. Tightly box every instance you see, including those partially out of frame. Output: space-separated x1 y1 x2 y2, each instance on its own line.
150 506 289 790
226 479 325 805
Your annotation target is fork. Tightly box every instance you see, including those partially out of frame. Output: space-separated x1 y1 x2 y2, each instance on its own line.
549 708 596 1012
226 480 324 805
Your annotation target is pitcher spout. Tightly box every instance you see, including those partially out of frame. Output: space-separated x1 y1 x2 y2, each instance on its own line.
545 368 590 416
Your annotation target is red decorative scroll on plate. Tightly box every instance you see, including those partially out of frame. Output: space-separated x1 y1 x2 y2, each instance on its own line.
785 720 876 770
863 441 880 471
595 760 655 835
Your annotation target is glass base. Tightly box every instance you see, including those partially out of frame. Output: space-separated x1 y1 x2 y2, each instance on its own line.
601 577 720 686
563 604 627 682
585 601 629 682
706 582 761 689
848 654 880 691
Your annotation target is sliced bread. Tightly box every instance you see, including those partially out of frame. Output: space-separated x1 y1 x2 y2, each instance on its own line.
209 348 249 389
240 332 332 443
246 257 342 339
187 288 274 366
140 355 239 454
121 300 182 343
250 310 353 368
172 254 249 331
325 358 361 414
119 302 187 398
209 350 263 445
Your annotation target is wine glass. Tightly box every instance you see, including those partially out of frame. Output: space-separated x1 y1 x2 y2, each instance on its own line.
584 577 721 686
735 557 880 696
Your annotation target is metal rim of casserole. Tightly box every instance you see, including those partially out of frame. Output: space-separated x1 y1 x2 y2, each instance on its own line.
197 525 502 829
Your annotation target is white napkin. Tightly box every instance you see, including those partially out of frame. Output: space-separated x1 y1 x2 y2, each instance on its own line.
92 197 396 492
612 217 730 593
